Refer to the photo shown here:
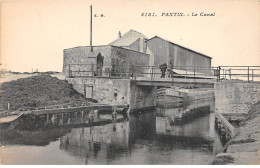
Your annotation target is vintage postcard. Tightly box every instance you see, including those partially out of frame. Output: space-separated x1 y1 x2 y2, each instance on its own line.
0 0 259 165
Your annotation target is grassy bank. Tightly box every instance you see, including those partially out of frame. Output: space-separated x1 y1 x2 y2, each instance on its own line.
0 75 94 111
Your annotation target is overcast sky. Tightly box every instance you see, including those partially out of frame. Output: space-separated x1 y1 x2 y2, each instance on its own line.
1 0 259 72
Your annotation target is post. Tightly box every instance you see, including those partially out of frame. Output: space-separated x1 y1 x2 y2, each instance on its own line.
172 67 174 85
205 69 206 79
218 66 221 82
194 68 196 85
151 66 154 81
84 84 86 98
252 69 254 81
90 5 93 52
248 66 250 83
229 69 231 80
194 68 195 78
223 69 225 80
69 65 71 77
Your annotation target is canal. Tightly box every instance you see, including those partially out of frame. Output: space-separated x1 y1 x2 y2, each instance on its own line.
0 99 224 165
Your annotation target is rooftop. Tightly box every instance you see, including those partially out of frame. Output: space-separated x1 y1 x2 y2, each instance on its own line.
148 36 212 59
109 29 147 46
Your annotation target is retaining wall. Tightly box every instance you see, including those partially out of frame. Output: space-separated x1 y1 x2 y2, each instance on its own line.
214 82 260 114
67 77 157 111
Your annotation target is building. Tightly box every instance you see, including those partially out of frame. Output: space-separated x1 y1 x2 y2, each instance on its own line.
62 30 213 106
63 29 212 77
63 45 150 78
109 30 212 74
109 29 148 53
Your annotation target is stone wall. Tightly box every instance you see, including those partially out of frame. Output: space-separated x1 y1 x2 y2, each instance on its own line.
67 77 157 111
63 45 150 78
67 77 131 105
130 81 157 110
63 46 112 77
111 46 150 77
214 82 260 114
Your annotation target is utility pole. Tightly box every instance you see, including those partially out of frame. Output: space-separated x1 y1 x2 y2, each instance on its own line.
90 5 93 52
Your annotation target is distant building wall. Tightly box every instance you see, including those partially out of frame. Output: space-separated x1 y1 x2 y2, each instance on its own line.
63 46 150 77
128 38 140 52
170 44 211 74
147 37 211 74
111 47 150 67
215 82 260 114
63 46 112 77
147 37 170 67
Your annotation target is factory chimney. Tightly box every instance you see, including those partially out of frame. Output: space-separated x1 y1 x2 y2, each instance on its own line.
118 31 121 39
90 5 93 52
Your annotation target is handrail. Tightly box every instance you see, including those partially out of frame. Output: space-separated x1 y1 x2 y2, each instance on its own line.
68 64 260 82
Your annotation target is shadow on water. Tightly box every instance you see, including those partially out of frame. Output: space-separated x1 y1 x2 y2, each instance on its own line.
0 99 225 165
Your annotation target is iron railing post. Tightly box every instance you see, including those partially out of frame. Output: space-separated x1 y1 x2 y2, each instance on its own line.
252 69 254 81
194 68 196 85
248 66 250 82
151 67 153 81
69 65 71 77
229 69 231 80
218 66 221 82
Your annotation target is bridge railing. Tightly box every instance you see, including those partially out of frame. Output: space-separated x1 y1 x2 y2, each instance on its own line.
132 66 217 80
68 64 218 80
68 64 260 82
217 66 260 82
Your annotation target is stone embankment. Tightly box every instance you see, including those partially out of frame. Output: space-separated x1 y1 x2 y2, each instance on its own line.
213 102 260 165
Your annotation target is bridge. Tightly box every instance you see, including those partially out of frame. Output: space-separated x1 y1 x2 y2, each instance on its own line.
66 65 260 111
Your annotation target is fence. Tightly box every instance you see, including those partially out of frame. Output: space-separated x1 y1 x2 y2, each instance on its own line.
68 64 217 79
68 64 260 83
217 66 260 82
20 101 92 112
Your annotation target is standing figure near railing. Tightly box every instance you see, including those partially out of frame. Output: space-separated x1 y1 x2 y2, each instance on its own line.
159 63 167 78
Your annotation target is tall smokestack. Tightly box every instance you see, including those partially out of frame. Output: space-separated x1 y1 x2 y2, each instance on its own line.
90 5 93 52
118 31 121 39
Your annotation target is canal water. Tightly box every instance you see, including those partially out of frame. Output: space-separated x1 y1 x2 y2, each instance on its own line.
0 99 224 165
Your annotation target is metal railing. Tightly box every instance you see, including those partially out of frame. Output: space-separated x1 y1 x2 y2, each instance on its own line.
69 64 216 78
217 66 260 82
68 64 260 83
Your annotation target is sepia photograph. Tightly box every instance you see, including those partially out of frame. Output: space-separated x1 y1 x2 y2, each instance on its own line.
0 0 259 165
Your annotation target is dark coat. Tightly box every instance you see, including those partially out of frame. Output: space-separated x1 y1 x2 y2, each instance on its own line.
159 63 167 71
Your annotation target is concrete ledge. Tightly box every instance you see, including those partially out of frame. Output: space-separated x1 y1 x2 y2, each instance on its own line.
227 141 260 153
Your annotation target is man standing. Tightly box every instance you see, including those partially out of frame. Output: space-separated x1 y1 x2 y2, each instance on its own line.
159 63 167 78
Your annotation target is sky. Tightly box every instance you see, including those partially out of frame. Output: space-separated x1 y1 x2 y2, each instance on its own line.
1 0 260 72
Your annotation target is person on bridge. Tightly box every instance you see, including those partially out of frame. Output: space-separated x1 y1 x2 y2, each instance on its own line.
159 63 167 78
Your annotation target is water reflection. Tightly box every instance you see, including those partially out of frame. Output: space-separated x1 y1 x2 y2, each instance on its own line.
0 99 224 165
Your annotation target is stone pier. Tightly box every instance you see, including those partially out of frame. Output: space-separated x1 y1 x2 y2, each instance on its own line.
214 82 260 117
214 81 260 142
67 77 157 112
